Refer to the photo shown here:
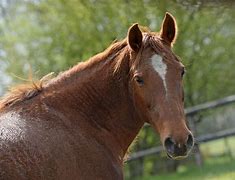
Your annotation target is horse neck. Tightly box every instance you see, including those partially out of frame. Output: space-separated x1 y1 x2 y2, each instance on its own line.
43 52 144 161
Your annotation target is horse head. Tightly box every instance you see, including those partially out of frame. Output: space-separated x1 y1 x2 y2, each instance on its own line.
128 13 194 159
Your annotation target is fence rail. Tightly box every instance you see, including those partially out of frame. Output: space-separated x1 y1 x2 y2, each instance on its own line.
185 95 235 115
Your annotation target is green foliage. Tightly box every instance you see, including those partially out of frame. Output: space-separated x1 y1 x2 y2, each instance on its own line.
142 157 235 180
0 0 168 77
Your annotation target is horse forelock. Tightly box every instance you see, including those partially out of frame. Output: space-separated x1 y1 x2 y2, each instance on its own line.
127 33 159 71
131 32 180 71
112 33 161 74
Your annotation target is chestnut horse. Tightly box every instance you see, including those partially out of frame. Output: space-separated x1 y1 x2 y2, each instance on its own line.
0 13 193 179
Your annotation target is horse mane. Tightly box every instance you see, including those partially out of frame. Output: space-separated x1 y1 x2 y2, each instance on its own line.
101 39 128 60
0 39 129 110
0 32 162 110
0 73 53 109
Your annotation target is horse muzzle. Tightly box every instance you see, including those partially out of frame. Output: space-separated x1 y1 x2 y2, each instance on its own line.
163 133 194 160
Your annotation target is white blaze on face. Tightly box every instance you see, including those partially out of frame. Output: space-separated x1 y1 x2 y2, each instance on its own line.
151 54 168 93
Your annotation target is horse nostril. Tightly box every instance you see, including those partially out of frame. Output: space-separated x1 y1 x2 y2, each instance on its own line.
164 137 175 154
186 134 194 149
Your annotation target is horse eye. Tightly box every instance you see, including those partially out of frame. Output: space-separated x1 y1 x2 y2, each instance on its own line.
134 76 144 85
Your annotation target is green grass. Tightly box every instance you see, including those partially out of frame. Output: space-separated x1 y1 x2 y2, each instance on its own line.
141 156 235 180
140 137 235 180
200 136 235 157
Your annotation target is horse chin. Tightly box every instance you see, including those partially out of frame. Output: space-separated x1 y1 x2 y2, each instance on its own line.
166 153 188 160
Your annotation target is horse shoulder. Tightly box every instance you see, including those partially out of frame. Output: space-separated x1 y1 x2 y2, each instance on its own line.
0 107 123 179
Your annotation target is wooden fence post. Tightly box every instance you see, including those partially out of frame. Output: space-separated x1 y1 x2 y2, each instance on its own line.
190 116 203 167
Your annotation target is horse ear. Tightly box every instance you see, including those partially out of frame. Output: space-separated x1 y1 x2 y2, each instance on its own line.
128 23 143 52
160 12 178 46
